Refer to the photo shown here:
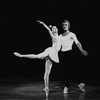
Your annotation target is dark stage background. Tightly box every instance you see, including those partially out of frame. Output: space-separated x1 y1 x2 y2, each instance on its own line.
0 1 99 87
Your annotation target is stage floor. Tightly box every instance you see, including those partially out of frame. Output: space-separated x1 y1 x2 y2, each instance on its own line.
0 80 100 100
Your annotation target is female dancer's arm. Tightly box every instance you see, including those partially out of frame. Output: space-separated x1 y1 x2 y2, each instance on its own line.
37 20 56 39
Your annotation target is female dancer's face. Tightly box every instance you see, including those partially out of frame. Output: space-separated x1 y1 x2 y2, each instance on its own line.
52 26 58 36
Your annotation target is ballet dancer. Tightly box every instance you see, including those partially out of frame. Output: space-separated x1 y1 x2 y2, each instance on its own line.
60 20 88 55
14 21 62 97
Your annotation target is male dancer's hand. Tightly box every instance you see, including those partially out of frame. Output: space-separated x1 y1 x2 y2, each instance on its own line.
81 50 89 56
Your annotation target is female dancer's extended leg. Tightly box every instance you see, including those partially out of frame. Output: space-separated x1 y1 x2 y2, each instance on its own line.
43 57 53 97
14 48 51 59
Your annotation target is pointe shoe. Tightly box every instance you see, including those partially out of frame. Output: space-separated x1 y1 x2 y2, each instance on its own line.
43 87 49 97
45 91 49 98
14 52 22 57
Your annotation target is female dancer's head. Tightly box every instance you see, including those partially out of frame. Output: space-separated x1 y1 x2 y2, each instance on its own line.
49 25 58 36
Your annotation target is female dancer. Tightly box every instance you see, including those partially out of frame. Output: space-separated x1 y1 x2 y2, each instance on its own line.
14 20 62 97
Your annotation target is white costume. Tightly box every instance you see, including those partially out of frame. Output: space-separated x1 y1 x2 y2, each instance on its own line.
45 35 62 63
61 32 79 52
45 32 79 63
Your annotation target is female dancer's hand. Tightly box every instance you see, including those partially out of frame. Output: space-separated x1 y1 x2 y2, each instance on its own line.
14 52 22 57
37 20 44 24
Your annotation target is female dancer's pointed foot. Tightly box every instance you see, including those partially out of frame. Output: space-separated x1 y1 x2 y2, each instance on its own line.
43 87 49 97
14 52 22 57
46 91 49 98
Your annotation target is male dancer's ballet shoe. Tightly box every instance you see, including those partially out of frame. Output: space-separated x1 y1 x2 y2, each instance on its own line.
63 87 68 93
78 83 86 92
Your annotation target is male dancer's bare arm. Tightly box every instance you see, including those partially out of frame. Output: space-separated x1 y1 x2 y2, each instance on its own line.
72 33 88 56
76 42 88 56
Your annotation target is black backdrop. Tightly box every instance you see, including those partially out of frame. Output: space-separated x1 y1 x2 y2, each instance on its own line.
0 1 99 86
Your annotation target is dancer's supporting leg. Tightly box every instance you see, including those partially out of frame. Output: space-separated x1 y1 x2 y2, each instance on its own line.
43 57 52 97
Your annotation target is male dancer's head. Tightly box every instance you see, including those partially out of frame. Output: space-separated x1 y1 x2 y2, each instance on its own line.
62 20 70 31
62 20 70 36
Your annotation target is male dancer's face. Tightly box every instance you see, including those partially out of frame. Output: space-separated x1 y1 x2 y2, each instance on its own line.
63 23 69 31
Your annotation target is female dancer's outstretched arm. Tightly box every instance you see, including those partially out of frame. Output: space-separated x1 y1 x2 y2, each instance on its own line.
37 20 56 39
